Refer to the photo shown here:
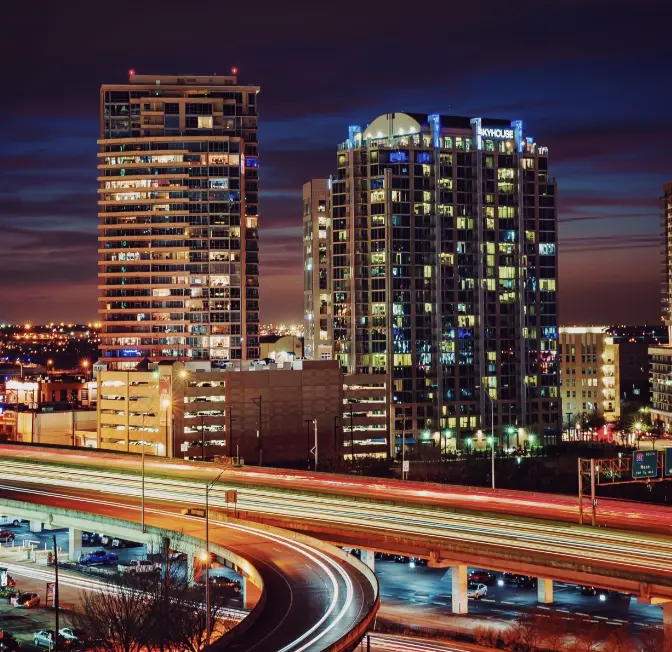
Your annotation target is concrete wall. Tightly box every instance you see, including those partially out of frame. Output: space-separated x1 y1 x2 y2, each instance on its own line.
13 410 96 446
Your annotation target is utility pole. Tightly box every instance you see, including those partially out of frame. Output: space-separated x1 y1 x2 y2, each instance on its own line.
304 419 312 469
590 458 597 527
349 400 354 462
200 414 205 461
251 396 262 466
312 418 318 471
52 534 59 649
205 471 224 644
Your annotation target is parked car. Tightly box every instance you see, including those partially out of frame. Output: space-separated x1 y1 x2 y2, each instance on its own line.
516 576 537 589
168 551 187 562
467 582 487 600
33 631 55 650
59 627 84 644
0 517 20 527
0 532 14 544
79 550 118 566
469 570 496 585
409 557 427 567
82 532 101 545
100 535 112 547
580 585 599 596
11 591 40 608
209 576 241 594
501 572 519 584
117 559 161 576
0 630 20 651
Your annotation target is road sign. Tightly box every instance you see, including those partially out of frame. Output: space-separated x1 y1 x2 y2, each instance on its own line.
402 461 410 473
665 448 672 477
632 450 658 479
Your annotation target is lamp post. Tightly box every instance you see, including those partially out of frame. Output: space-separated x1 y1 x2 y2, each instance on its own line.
477 386 497 489
487 435 495 489
204 470 224 645
304 419 312 469
251 396 262 466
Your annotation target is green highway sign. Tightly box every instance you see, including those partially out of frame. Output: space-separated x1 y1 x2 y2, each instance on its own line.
665 448 672 478
632 450 658 479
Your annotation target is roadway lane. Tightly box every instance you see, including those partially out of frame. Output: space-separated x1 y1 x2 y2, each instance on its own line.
0 483 376 652
1 457 671 597
2 445 671 536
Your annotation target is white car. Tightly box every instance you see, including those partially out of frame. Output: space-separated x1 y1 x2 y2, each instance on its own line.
117 559 161 575
33 631 56 650
468 581 487 600
59 627 83 643
0 516 21 527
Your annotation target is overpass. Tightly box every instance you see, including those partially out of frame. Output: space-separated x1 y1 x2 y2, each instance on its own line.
0 445 670 633
0 482 379 651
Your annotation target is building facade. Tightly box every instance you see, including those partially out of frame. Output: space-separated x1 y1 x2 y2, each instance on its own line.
96 360 388 463
303 179 333 360
558 327 620 427
649 182 672 429
322 112 558 452
98 72 260 369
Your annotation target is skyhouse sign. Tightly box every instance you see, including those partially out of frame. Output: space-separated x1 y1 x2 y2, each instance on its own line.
480 127 514 139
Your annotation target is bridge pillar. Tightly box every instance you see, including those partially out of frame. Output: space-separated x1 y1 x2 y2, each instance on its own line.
242 577 261 610
29 520 42 533
537 578 553 604
68 528 82 561
360 549 375 571
186 555 195 584
451 564 468 614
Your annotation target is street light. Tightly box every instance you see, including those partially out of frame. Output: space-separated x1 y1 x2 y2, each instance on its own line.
205 470 224 644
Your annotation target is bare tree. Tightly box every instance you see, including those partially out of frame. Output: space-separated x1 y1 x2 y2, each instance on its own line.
71 575 154 652
603 625 637 652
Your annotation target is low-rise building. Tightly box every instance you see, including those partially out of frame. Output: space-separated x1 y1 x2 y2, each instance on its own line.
96 359 389 465
559 327 620 427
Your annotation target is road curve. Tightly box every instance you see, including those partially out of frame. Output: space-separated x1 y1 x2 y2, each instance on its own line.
0 482 378 652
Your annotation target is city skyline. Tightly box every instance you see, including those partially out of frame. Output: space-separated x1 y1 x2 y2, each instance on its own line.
1 1 670 326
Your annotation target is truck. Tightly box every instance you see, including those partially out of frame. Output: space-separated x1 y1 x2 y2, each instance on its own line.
78 550 119 566
117 559 161 576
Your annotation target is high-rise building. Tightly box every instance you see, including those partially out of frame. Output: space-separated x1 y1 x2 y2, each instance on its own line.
303 179 332 360
98 72 260 369
324 112 559 453
649 182 672 429
558 327 620 428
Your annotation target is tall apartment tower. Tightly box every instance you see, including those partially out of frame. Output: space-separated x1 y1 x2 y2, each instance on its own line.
98 72 260 369
330 112 559 451
303 179 333 359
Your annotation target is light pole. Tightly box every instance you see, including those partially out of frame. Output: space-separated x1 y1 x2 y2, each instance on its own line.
205 470 224 644
487 435 495 489
251 396 262 466
477 385 496 489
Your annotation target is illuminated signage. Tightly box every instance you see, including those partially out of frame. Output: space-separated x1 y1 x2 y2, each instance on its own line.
210 178 229 190
632 450 658 478
479 127 514 140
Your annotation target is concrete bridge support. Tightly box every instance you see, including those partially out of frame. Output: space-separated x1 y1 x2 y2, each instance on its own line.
186 555 195 584
360 549 375 571
664 601 672 642
537 578 553 604
242 576 261 610
68 528 82 561
451 564 468 614
29 520 42 533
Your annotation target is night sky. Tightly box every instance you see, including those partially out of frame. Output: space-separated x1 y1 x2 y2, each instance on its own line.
2 1 669 326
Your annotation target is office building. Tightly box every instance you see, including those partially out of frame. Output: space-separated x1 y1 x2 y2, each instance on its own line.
96 360 387 463
558 327 620 428
98 72 260 369
324 112 559 453
303 179 333 360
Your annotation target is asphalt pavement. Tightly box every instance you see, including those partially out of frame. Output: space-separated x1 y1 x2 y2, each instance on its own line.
376 559 662 632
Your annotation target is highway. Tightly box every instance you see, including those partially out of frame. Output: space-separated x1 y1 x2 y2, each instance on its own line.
2 445 671 536
0 450 671 604
0 483 378 652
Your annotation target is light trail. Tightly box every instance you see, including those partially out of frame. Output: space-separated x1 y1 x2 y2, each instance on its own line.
1 460 671 579
0 482 360 652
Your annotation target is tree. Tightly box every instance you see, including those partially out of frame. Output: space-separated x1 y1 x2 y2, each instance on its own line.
602 625 637 652
71 531 237 651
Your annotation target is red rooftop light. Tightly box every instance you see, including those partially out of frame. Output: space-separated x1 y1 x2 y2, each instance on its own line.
231 67 238 75
128 68 136 77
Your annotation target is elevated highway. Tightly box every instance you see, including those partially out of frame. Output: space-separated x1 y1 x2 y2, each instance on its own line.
0 446 670 616
0 479 379 651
